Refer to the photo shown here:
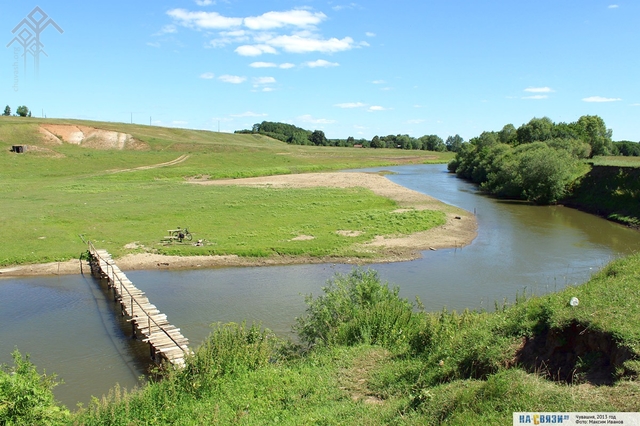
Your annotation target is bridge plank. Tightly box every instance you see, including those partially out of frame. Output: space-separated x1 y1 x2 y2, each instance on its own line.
89 246 190 367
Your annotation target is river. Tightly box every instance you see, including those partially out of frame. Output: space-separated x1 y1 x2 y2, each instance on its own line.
1 164 639 407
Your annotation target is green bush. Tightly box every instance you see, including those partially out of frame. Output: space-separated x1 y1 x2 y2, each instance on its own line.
294 268 421 348
176 322 278 396
0 349 69 425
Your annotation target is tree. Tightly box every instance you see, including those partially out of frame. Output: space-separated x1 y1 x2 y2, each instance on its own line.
370 135 382 148
16 105 29 117
574 115 613 157
309 130 327 146
498 124 517 145
446 134 464 152
517 143 579 204
420 135 446 151
516 117 554 145
2 105 10 116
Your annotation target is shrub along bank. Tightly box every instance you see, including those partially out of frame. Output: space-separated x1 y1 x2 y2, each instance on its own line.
3 255 640 425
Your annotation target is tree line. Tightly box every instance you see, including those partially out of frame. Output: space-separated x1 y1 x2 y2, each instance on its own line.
236 121 465 152
2 105 31 117
447 115 619 204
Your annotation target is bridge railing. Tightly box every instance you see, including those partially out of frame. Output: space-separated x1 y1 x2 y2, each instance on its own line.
87 242 189 358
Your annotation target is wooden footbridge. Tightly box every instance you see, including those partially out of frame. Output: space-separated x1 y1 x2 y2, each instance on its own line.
88 242 190 367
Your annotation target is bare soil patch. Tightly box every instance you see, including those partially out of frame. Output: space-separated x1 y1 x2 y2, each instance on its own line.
515 321 636 385
291 235 315 241
339 347 390 405
39 124 148 150
337 230 364 237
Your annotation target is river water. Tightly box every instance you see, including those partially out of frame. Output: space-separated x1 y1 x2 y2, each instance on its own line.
2 164 639 408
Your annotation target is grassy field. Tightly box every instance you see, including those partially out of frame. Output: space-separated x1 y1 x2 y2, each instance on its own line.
4 254 640 425
590 156 640 167
0 117 452 266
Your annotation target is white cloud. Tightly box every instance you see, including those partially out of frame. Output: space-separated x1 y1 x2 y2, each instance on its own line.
153 25 177 36
366 32 376 37
608 4 619 8
200 72 215 79
244 10 326 30
305 59 339 68
372 80 385 84
167 9 243 29
168 8 365 57
332 3 360 11
368 106 388 111
582 96 622 103
253 76 276 85
298 114 336 124
524 87 554 93
219 74 246 84
631 103 640 107
406 119 425 124
195 0 214 5
221 30 247 38
280 63 296 69
235 44 277 56
522 95 548 100
230 111 267 117
334 102 366 108
266 34 355 53
250 61 277 68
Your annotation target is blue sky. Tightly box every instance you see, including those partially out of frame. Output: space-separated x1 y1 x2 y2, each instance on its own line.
2 1 638 141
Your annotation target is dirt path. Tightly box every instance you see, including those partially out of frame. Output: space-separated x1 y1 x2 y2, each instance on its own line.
0 171 477 277
107 154 190 173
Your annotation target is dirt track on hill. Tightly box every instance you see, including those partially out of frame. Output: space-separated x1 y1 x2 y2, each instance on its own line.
0 172 477 277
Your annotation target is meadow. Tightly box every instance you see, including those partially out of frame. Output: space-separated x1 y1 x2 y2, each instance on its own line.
0 117 451 266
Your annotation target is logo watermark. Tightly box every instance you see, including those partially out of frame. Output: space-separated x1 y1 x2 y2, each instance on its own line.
7 6 63 88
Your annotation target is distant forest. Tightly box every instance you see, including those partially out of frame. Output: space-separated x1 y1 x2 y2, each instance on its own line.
236 121 463 152
236 120 639 156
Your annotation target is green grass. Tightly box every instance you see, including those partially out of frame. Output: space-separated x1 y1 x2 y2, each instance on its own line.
590 156 640 167
0 117 452 266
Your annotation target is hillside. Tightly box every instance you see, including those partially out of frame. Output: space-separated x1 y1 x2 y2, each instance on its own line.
0 117 459 269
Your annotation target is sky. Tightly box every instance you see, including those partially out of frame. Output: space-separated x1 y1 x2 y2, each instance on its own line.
1 0 638 141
